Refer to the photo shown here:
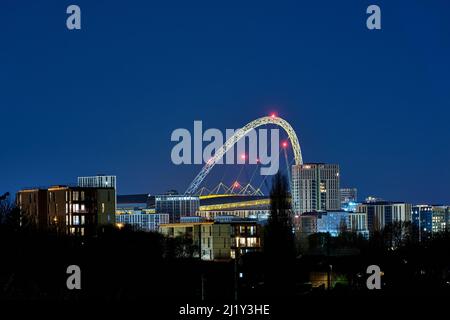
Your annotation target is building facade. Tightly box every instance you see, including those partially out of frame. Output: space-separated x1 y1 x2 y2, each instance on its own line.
78 175 117 189
160 219 261 261
17 186 116 235
292 163 340 215
197 209 269 221
341 188 358 204
412 205 448 241
155 194 200 223
116 210 169 232
78 174 117 213
16 189 48 229
296 210 369 242
357 201 412 233
348 212 369 237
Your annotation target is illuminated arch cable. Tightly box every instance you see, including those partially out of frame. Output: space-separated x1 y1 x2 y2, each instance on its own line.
185 115 303 195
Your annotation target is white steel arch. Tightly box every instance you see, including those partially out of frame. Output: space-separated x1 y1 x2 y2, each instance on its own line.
185 115 303 195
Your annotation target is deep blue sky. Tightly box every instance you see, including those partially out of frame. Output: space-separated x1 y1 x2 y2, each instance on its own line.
1 1 449 204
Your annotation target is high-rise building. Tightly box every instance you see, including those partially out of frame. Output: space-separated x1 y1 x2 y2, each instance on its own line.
357 201 412 233
155 194 200 223
17 185 116 235
412 205 448 241
292 163 340 214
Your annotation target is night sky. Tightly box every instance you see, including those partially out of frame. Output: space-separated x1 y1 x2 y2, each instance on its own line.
1 0 449 204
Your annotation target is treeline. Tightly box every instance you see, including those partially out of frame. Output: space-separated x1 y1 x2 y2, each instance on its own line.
0 196 209 300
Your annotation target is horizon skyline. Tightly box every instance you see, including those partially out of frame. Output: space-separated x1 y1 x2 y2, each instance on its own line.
3 109 450 204
2 109 450 204
5 114 449 206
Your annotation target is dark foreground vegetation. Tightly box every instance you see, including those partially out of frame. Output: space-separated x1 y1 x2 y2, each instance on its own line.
1 179 449 302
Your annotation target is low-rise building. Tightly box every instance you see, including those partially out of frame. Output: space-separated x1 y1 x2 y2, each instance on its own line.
357 201 412 233
160 217 261 261
155 194 200 223
296 210 369 241
116 209 169 232
348 212 369 238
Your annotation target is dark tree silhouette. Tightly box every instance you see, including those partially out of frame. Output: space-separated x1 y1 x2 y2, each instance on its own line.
0 192 11 224
164 235 199 259
263 173 296 296
0 192 23 228
0 192 10 201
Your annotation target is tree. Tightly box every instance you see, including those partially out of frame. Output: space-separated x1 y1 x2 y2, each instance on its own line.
0 192 11 224
263 173 296 296
164 235 199 259
383 221 413 249
0 193 19 227
0 192 34 232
